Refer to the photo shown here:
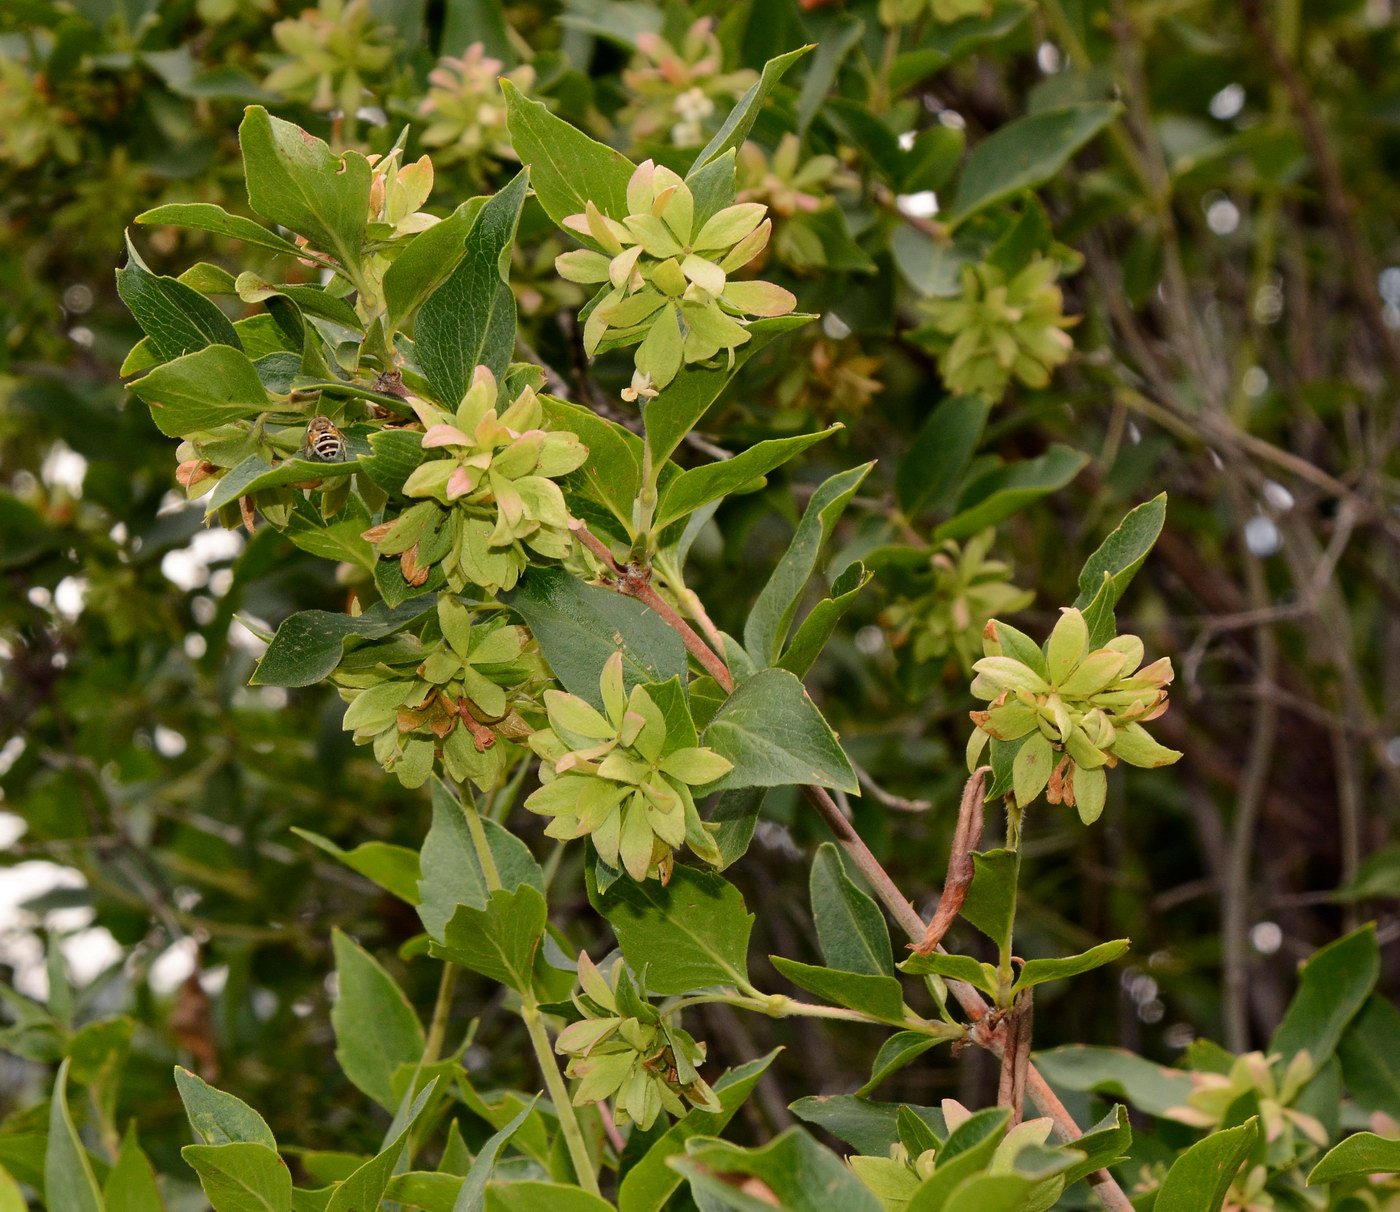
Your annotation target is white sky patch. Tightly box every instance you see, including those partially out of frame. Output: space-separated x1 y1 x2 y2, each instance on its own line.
897 130 917 151
54 576 87 620
896 191 939 219
1244 515 1282 557
154 726 187 758
0 862 91 999
149 937 199 995
1209 83 1245 121
41 444 88 496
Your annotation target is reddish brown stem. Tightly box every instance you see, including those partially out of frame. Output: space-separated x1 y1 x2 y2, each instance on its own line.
582 535 1134 1211
911 767 987 954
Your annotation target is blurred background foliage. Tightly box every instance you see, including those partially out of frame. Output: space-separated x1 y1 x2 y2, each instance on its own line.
3 0 1400 1195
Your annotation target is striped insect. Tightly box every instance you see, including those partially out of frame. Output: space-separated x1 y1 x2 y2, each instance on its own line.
304 415 348 463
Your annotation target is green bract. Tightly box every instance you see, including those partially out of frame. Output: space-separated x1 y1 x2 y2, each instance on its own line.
919 257 1076 399
334 597 542 790
264 0 393 116
850 1103 1077 1212
368 367 588 594
620 19 756 149
555 159 797 395
555 952 720 1130
967 606 1181 821
1165 1051 1327 1164
524 652 732 881
881 529 1034 671
418 45 534 181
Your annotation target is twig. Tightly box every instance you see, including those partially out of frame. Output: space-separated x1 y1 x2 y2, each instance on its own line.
997 990 1034 1128
853 763 933 814
584 536 1138 1212
911 768 985 953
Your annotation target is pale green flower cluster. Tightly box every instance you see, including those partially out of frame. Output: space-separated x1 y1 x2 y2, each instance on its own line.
921 258 1076 399
525 652 731 881
556 952 720 1130
967 607 1181 822
365 367 587 593
264 0 393 115
620 19 756 148
334 598 540 790
556 160 796 395
1164 1041 1327 1158
0 57 81 168
851 1102 1074 1212
418 44 535 177
882 529 1033 672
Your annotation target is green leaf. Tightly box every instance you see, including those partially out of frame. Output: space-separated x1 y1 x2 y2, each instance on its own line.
417 775 544 940
1073 494 1167 647
127 345 269 438
359 428 429 496
655 427 840 529
502 81 635 226
1060 1105 1132 1186
769 957 906 1022
710 787 767 870
1338 996 1400 1120
936 1176 1042 1212
173 1067 277 1149
416 170 529 405
103 1123 166 1212
483 1182 614 1212
330 930 426 1112
777 561 871 679
644 316 812 468
117 235 241 361
933 445 1089 542
701 668 858 795
744 464 873 667
442 0 513 61
251 596 435 687
898 951 998 997
1153 1118 1258 1212
1270 923 1378 1067
45 1059 103 1212
502 567 687 709
590 863 752 994
284 507 376 575
136 202 305 258
896 396 990 517
676 1127 882 1212
618 1051 779 1212
689 46 813 174
0 1166 26 1212
905 1108 1009 1211
239 106 370 273
204 454 359 514
234 278 363 333
1031 1046 1194 1115
451 1101 536 1212
810 844 893 978
385 197 487 332
181 1142 293 1212
539 397 643 533
788 1096 944 1155
947 103 1120 226
1308 1132 1400 1185
430 886 547 992
858 1032 942 1097
959 849 1018 954
1012 939 1129 994
326 1080 437 1212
